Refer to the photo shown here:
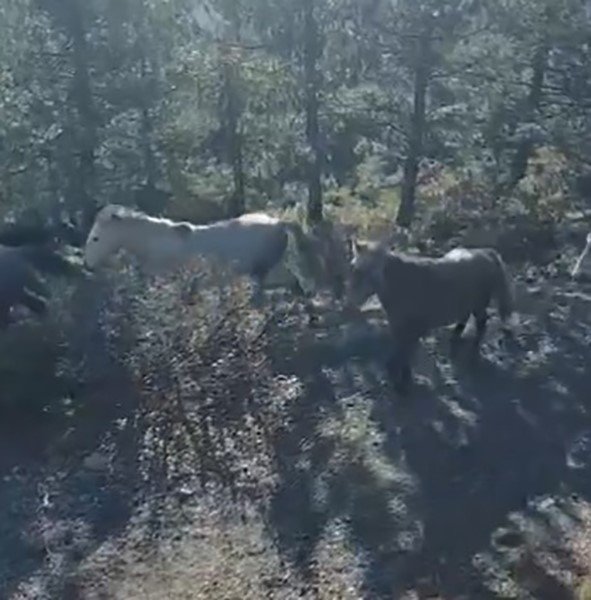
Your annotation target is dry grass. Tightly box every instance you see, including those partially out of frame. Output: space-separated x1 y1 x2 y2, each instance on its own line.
73 501 366 600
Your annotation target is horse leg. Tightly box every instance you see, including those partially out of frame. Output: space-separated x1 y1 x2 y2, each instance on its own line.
250 274 266 308
472 307 489 350
390 347 412 396
283 268 318 327
289 276 306 297
298 287 318 327
448 314 469 358
387 324 420 396
389 339 420 396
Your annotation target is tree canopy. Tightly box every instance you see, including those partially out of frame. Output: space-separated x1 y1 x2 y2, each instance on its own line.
0 0 589 228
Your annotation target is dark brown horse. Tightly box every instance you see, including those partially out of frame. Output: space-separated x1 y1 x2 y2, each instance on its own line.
346 240 515 394
0 216 83 248
0 246 50 328
0 244 83 329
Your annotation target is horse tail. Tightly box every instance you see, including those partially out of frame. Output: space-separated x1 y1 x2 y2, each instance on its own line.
281 221 318 295
283 220 350 300
489 249 514 322
282 221 309 257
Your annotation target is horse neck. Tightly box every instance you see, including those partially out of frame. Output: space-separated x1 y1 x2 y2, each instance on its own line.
375 253 406 303
118 218 160 257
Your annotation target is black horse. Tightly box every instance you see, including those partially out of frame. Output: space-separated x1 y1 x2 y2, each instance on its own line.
346 240 515 394
0 218 85 328
0 246 51 328
0 217 83 249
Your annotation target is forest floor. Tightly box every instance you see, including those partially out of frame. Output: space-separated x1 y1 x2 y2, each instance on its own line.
2 233 591 599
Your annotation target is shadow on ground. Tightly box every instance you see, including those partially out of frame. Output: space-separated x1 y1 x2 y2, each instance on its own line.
265 276 591 599
3 269 591 599
0 281 147 599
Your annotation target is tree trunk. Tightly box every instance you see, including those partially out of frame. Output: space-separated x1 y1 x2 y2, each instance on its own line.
224 61 246 218
396 29 430 228
136 104 170 216
139 57 158 189
44 148 65 227
509 42 548 188
303 0 323 225
140 106 157 186
223 3 246 219
67 0 98 231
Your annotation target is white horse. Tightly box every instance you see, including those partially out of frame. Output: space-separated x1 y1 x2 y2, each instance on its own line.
571 232 591 280
83 204 318 305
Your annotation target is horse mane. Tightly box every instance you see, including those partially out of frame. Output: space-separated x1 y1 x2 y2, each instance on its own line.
96 204 193 229
95 203 278 231
96 204 147 222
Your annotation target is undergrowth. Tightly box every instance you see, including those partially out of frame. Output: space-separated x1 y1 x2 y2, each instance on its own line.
99 261 305 502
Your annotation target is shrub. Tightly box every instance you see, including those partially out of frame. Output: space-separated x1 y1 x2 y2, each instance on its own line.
99 262 303 497
515 146 571 222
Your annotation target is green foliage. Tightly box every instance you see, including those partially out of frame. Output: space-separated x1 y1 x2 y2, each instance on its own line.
579 578 591 600
0 0 589 231
324 186 400 239
515 146 571 221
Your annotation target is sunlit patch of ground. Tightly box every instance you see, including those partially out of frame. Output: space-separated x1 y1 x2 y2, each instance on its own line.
470 495 591 599
3 248 591 599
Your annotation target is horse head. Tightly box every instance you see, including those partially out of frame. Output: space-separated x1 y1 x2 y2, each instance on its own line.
83 205 126 269
346 237 388 309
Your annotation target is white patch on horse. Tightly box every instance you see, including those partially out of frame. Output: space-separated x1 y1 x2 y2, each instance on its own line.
444 247 474 262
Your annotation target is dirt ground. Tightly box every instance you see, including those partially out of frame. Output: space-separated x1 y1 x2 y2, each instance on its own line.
2 241 591 599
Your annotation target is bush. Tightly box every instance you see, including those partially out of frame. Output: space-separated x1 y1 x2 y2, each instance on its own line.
515 146 571 222
0 320 67 417
99 262 303 497
0 278 83 419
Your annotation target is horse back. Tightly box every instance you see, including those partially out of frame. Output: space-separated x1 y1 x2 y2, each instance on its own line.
195 216 288 276
379 247 505 326
438 247 507 290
